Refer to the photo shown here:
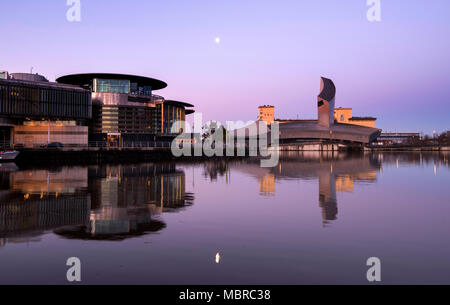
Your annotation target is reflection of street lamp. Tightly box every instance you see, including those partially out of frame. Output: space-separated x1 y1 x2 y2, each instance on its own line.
48 120 51 144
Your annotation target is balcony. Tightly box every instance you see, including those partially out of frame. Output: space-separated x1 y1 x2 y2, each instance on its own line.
127 94 165 104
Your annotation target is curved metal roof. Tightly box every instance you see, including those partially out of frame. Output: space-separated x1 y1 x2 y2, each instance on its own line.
56 73 167 90
10 73 49 83
0 78 88 91
318 77 336 102
164 100 194 108
280 121 381 144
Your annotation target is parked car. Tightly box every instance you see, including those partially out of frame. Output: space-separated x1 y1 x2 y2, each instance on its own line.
47 142 64 148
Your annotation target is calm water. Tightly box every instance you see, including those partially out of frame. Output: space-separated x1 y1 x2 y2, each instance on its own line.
0 152 449 285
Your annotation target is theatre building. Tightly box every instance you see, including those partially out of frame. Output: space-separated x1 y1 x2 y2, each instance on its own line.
0 72 91 148
56 73 194 147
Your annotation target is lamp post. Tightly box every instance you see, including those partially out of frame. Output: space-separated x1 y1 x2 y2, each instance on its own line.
48 120 51 144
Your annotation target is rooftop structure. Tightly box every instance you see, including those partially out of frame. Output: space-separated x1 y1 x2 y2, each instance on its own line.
257 105 275 125
9 73 49 83
334 107 377 128
56 73 167 91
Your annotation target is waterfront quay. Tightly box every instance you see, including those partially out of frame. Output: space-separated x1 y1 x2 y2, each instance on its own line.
368 145 450 152
13 145 248 165
14 147 172 165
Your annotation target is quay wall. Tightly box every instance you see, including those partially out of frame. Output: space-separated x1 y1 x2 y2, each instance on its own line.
12 145 450 166
15 148 175 165
368 146 450 152
13 147 244 166
277 143 342 151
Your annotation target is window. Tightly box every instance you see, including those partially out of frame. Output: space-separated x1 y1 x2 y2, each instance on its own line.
110 80 120 93
340 114 345 121
96 79 110 92
94 79 130 94
119 80 130 94
143 86 152 96
131 83 138 94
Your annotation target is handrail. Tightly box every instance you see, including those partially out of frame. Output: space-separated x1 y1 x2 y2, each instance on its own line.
127 93 165 101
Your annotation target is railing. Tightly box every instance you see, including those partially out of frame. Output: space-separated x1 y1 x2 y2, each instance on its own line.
122 142 172 148
88 141 172 149
6 142 173 150
150 94 165 101
127 93 165 102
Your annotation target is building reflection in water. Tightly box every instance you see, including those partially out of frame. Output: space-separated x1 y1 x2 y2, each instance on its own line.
1 151 448 245
273 152 381 225
218 151 382 226
0 163 194 245
259 174 276 196
56 164 194 240
0 166 91 245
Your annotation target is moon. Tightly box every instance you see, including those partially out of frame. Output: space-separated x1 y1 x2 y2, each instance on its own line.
215 37 221 44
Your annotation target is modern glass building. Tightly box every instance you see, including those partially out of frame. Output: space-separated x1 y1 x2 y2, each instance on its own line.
56 73 195 147
0 73 91 148
0 77 90 120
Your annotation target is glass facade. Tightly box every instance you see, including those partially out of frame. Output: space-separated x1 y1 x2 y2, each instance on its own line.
161 103 186 134
86 76 192 147
94 79 130 94
91 105 154 134
91 103 186 135
0 80 91 120
93 78 152 96
100 106 119 133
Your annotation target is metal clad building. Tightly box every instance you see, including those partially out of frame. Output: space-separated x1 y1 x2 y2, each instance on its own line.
0 72 91 148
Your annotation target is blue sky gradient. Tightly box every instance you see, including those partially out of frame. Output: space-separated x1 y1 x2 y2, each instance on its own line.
1 0 449 134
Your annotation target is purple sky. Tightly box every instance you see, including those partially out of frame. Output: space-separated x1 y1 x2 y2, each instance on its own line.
1 0 449 134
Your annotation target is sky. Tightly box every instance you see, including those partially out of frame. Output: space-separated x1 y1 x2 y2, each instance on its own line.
1 0 449 134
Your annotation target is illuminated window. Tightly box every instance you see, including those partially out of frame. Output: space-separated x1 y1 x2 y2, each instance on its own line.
110 80 120 93
94 79 130 94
